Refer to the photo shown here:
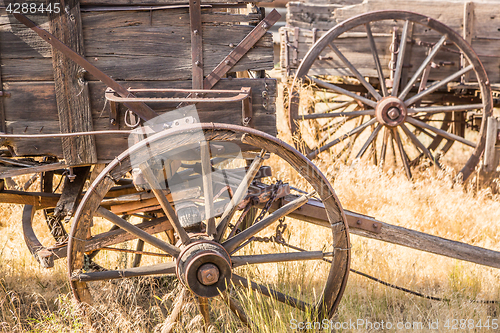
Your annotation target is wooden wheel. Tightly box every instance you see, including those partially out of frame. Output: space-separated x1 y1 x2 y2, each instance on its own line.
67 124 350 329
289 10 493 181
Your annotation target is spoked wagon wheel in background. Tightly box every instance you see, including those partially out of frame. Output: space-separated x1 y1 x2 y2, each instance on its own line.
67 124 350 330
289 10 493 181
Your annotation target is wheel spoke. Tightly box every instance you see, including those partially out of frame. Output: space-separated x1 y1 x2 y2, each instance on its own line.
232 274 311 312
232 251 332 268
222 193 314 254
307 118 377 159
220 293 251 327
139 163 191 245
328 43 382 100
366 22 388 97
392 20 410 96
70 261 176 282
216 149 267 242
307 75 378 108
399 35 447 100
132 239 145 268
400 123 438 166
408 103 483 115
404 64 474 106
197 297 211 327
96 206 181 257
379 126 389 169
299 109 374 119
406 116 476 147
393 128 413 179
200 141 216 236
355 124 382 160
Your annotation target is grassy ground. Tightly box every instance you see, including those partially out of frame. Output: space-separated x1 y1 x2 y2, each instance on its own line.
1 92 500 332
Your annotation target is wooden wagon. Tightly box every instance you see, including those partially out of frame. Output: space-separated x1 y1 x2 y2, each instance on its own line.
2 0 500 330
280 0 500 181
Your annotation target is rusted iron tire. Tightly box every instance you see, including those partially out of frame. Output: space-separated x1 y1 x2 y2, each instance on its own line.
67 124 350 326
289 10 493 181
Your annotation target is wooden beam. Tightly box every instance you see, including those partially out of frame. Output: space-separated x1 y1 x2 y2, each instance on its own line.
189 0 203 89
48 0 97 165
346 210 500 270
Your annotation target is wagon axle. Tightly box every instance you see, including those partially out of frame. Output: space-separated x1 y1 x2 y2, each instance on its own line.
176 240 232 298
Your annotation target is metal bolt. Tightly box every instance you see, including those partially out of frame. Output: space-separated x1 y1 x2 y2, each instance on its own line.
387 107 400 120
197 263 219 286
356 220 362 225
110 118 116 125
225 60 231 65
262 22 269 29
373 223 378 229
229 43 234 48
195 61 201 67
193 29 199 35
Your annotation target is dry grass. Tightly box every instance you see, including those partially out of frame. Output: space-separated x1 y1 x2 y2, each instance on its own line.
1 100 500 332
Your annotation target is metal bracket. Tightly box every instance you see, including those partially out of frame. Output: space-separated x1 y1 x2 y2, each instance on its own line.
241 87 253 127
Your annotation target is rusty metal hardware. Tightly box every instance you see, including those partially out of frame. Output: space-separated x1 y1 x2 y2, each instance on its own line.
105 87 251 104
106 87 253 127
0 91 11 97
13 13 157 122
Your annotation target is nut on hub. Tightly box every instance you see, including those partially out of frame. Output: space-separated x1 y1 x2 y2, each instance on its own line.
375 96 408 127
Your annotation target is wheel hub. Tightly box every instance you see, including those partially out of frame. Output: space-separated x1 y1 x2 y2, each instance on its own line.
375 96 407 127
176 240 232 298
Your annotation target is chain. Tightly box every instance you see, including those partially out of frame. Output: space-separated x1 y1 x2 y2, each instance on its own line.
246 180 288 246
229 181 286 254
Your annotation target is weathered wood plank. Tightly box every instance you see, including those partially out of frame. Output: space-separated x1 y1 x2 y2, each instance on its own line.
49 0 97 165
1 8 273 82
0 190 60 209
2 78 276 159
345 210 500 270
